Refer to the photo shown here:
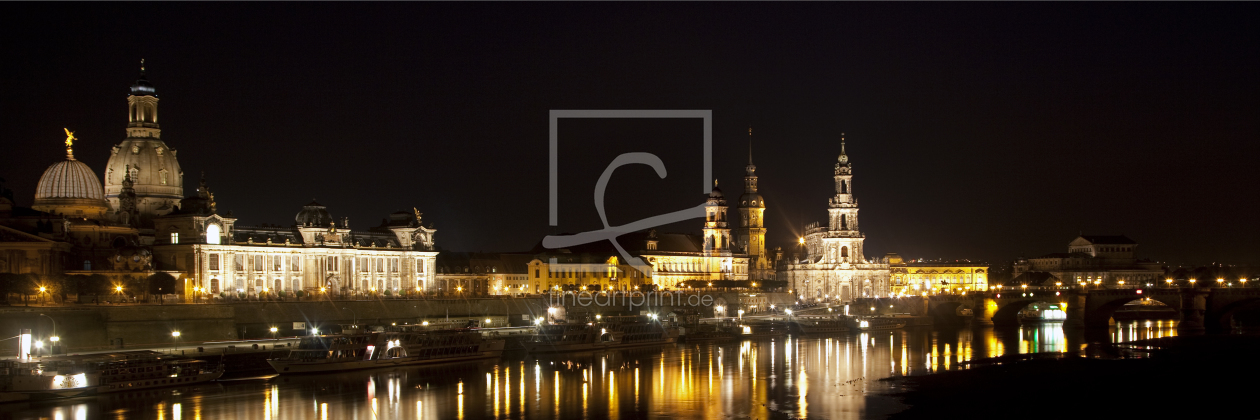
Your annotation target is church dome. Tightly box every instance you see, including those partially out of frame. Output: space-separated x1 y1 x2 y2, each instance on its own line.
296 201 334 227
33 156 110 219
36 159 104 201
739 192 765 208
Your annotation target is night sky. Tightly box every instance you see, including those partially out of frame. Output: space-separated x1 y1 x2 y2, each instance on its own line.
2 4 1257 266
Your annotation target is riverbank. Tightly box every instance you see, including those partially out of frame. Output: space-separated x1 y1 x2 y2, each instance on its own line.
884 334 1260 419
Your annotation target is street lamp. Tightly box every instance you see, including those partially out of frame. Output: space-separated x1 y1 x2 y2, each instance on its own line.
737 309 745 320
1166 279 1173 288
785 309 793 316
270 326 279 342
171 331 181 354
342 307 358 327
38 286 46 305
1217 278 1225 287
1189 279 1197 287
39 314 58 355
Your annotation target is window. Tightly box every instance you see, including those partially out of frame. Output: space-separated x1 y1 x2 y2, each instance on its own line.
377 258 384 272
392 258 399 272
534 269 540 278
234 254 244 271
253 255 263 271
205 224 221 244
359 257 368 272
209 254 220 270
159 170 168 185
170 232 179 244
84 260 91 270
291 256 301 271
416 259 425 274
274 256 282 271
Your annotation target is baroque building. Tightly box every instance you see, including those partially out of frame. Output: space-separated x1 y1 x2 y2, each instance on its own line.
103 61 184 229
1 64 442 303
736 131 774 282
886 253 988 296
153 182 439 298
1012 235 1164 287
782 136 891 302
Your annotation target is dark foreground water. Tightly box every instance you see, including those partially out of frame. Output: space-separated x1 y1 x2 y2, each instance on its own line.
1 321 1180 420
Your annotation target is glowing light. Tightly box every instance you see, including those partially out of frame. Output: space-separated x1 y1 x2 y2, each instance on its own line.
798 237 805 245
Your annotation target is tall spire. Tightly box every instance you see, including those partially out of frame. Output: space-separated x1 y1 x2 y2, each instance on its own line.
748 126 753 165
840 132 846 156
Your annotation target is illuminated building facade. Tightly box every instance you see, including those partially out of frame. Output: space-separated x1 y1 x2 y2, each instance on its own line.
782 137 891 301
886 253 988 296
1012 235 1163 287
103 61 185 229
641 183 751 289
735 136 774 282
153 191 438 298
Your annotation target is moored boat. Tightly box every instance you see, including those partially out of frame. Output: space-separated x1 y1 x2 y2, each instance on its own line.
855 316 906 331
524 317 678 353
267 326 505 374
789 315 852 334
0 351 223 403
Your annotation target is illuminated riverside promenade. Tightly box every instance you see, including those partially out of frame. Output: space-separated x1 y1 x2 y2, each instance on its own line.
5 322 1177 419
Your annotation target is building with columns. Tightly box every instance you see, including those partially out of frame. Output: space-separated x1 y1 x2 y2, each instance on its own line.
782 136 891 302
1012 235 1163 287
886 253 988 296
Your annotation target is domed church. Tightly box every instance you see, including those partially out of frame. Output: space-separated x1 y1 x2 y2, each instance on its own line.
102 60 184 228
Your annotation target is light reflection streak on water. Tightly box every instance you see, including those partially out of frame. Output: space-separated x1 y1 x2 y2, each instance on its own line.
19 323 1189 420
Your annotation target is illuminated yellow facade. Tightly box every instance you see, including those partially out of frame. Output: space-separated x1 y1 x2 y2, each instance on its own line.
736 138 773 282
886 253 987 296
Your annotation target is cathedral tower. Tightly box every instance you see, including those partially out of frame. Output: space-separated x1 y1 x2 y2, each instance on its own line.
104 60 184 228
826 134 864 263
737 129 771 280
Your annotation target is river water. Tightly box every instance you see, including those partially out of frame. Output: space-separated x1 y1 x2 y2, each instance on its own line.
2 321 1179 420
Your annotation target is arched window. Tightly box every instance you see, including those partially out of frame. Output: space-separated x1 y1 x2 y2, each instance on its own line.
841 215 847 229
206 224 221 245
841 180 848 194
841 246 849 259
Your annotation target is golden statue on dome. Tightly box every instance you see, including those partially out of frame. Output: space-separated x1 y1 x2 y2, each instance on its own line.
63 128 77 159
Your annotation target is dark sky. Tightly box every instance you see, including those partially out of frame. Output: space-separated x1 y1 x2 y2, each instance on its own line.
2 3 1258 266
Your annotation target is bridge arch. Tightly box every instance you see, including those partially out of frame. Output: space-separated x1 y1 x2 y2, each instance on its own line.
1084 294 1181 329
1207 296 1260 331
989 299 1042 326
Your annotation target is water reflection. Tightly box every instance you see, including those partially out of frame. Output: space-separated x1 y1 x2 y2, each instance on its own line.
8 322 1184 420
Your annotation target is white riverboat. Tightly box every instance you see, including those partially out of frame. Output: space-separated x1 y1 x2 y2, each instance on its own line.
0 351 223 403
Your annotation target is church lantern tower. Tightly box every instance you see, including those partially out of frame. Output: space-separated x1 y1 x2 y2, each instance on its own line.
737 128 771 280
103 60 184 228
703 180 731 254
826 134 865 263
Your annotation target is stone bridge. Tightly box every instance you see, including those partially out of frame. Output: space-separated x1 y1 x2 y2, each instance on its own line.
859 287 1260 332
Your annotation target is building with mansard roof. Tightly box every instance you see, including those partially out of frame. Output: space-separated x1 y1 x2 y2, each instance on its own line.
152 178 439 298
781 136 892 302
1 63 441 303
